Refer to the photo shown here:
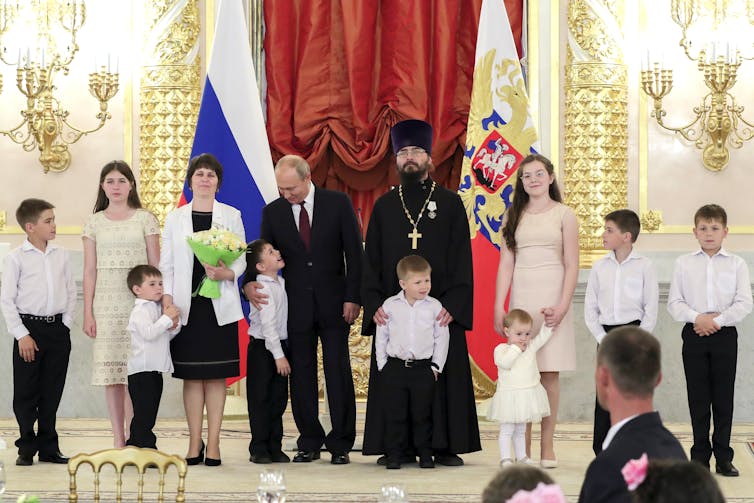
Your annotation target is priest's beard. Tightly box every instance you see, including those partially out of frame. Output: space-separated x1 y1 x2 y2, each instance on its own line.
398 161 429 185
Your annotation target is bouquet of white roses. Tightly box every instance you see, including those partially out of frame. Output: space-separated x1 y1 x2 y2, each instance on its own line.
186 227 247 299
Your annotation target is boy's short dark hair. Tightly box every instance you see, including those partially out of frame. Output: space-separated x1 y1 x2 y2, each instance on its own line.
605 209 641 243
694 204 727 227
396 254 432 280
247 238 270 272
127 265 162 295
503 308 533 329
16 198 55 229
482 465 555 503
597 326 660 399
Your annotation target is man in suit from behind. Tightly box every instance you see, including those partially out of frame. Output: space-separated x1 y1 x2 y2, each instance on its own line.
246 155 362 465
578 326 686 503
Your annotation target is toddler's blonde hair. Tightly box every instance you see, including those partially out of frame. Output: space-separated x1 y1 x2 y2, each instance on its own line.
504 308 533 329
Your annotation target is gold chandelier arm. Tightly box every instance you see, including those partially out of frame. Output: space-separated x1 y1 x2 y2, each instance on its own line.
52 0 85 70
57 109 111 145
0 117 36 149
727 94 754 146
671 0 699 60
58 117 109 145
651 96 710 145
0 0 18 42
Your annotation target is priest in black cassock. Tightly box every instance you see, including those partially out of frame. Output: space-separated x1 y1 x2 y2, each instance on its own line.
361 119 481 465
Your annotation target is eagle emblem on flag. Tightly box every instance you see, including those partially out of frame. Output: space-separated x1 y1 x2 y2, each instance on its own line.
458 48 538 251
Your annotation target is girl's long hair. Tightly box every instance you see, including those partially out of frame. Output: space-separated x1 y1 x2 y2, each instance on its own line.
92 161 143 213
501 154 562 252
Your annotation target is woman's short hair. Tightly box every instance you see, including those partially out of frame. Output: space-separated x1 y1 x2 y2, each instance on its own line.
187 153 224 189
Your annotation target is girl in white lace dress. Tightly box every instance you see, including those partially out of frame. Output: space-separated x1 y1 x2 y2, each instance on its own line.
83 161 160 447
487 309 552 467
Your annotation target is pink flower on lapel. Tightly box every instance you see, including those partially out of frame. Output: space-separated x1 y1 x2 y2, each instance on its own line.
622 452 649 491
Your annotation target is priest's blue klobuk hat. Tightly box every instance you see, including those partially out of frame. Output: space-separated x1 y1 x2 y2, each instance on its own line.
391 119 433 155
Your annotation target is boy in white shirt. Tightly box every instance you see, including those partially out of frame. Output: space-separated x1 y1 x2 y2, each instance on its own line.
667 204 752 477
125 265 180 449
376 255 449 470
584 209 658 455
243 239 291 464
1 199 76 466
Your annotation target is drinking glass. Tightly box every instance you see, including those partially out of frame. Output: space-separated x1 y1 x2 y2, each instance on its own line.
378 483 407 502
256 468 286 503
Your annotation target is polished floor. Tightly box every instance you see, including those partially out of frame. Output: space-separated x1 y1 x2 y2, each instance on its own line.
1 413 753 502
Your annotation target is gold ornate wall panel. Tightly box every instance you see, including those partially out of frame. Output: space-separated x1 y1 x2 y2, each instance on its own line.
565 0 628 268
139 1 202 225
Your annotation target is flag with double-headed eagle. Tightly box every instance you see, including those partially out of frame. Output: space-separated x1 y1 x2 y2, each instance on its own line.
459 0 539 387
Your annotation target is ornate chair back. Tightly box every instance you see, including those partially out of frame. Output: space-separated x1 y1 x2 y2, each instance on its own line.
67 446 187 502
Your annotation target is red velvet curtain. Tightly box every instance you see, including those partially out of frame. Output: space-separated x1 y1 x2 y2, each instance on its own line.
264 0 523 231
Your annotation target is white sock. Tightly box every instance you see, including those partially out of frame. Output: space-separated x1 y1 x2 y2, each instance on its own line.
512 422 527 460
498 423 515 460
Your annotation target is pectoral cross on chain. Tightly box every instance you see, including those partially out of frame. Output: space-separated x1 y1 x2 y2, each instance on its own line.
408 227 422 250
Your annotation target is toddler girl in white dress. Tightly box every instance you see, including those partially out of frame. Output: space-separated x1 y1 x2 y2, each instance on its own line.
487 308 552 467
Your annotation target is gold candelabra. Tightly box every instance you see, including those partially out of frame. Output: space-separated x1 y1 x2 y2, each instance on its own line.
0 0 119 173
640 0 754 172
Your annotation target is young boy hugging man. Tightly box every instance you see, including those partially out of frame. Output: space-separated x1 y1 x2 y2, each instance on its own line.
376 255 449 470
584 209 659 455
243 239 291 464
1 199 76 466
668 204 752 477
125 264 180 449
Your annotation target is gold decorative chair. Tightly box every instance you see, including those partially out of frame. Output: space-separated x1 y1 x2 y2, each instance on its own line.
67 446 188 503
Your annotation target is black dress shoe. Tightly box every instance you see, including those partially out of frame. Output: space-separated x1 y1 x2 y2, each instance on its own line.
186 440 205 466
715 460 739 477
38 451 69 464
250 453 272 464
435 453 464 466
16 454 33 466
419 456 435 469
204 457 222 467
270 451 291 463
377 454 416 466
292 450 320 463
386 458 401 469
331 453 350 465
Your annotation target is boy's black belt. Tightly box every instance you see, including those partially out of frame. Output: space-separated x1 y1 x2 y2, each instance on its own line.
388 356 432 368
19 313 63 323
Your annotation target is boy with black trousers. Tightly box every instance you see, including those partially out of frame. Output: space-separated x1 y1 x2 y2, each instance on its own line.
243 239 291 464
125 264 180 449
584 209 658 454
376 255 449 469
1 199 76 466
667 204 752 477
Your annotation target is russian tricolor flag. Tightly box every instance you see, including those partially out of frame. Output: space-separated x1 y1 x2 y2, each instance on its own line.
181 0 278 384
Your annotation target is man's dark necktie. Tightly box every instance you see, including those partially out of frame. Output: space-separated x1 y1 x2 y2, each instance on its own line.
299 201 311 250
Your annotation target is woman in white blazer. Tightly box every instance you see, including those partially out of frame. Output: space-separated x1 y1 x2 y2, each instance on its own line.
161 153 246 466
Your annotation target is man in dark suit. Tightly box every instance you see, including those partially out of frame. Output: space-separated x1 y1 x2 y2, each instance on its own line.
246 155 362 465
578 326 686 503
